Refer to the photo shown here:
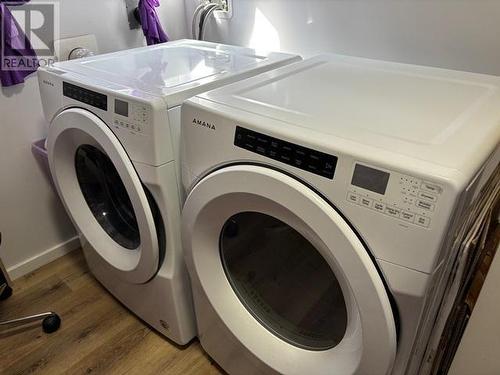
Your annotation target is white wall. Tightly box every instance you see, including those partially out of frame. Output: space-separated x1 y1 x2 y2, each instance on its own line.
0 0 187 278
189 0 500 75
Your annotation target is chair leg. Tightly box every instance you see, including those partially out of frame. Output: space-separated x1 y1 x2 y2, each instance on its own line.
0 312 61 334
0 285 12 300
0 234 61 334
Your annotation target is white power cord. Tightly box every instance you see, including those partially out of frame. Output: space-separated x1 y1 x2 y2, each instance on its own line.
192 1 209 39
199 4 221 40
192 1 221 40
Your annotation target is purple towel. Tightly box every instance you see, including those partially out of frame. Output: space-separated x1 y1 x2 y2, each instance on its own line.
138 0 169 46
0 1 38 87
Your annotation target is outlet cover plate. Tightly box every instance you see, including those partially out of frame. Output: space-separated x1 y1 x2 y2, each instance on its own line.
214 0 233 19
54 34 98 62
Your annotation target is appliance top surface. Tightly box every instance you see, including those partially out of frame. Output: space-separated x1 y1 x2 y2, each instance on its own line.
198 54 500 173
50 39 299 105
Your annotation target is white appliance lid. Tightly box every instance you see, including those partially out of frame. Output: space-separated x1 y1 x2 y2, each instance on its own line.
51 39 300 106
198 54 500 172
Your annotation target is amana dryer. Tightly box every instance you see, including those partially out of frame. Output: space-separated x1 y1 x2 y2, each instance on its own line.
180 54 500 373
37 39 300 345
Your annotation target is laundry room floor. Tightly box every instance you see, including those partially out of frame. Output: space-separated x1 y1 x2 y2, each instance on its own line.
0 250 223 375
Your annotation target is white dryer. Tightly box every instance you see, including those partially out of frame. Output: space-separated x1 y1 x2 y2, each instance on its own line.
37 40 300 345
180 55 500 372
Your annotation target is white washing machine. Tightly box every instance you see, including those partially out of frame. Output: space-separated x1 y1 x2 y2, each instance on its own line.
180 54 500 373
37 39 300 345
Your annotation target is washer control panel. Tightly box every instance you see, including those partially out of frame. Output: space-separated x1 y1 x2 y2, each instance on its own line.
63 82 107 111
112 98 150 135
346 162 443 229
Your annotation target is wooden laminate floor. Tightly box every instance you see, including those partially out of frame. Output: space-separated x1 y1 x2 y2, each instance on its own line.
0 250 223 375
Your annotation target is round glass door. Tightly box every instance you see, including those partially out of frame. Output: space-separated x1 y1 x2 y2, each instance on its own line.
221 212 347 350
183 164 397 374
75 145 140 250
47 108 161 284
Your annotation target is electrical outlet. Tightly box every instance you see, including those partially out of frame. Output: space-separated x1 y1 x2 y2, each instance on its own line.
213 0 233 19
54 35 98 62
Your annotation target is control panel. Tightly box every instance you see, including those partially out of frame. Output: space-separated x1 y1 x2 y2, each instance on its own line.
63 82 107 110
346 162 443 229
112 99 150 135
63 82 150 136
234 126 338 179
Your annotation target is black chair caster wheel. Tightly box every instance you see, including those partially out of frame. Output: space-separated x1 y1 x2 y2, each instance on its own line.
42 313 61 334
0 285 12 301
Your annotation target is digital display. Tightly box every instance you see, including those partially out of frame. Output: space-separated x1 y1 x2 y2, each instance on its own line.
351 164 390 195
114 99 129 117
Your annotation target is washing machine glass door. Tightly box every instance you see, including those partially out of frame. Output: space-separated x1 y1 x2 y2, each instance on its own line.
47 108 160 284
183 165 397 375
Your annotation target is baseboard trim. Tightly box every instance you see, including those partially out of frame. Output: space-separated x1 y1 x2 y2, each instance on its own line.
7 236 81 280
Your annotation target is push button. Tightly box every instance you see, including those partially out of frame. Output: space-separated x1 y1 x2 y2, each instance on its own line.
359 197 373 208
385 206 401 218
347 192 360 204
400 211 415 223
415 215 431 228
324 161 335 171
295 149 306 157
280 145 293 162
294 158 304 167
372 202 386 213
244 142 255 150
270 140 280 149
256 137 269 146
307 163 318 171
306 154 321 172
256 145 266 155
418 191 437 203
416 200 435 211
421 182 443 195
310 154 321 162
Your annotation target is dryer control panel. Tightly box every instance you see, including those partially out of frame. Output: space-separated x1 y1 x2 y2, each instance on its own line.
234 126 338 179
346 162 443 229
